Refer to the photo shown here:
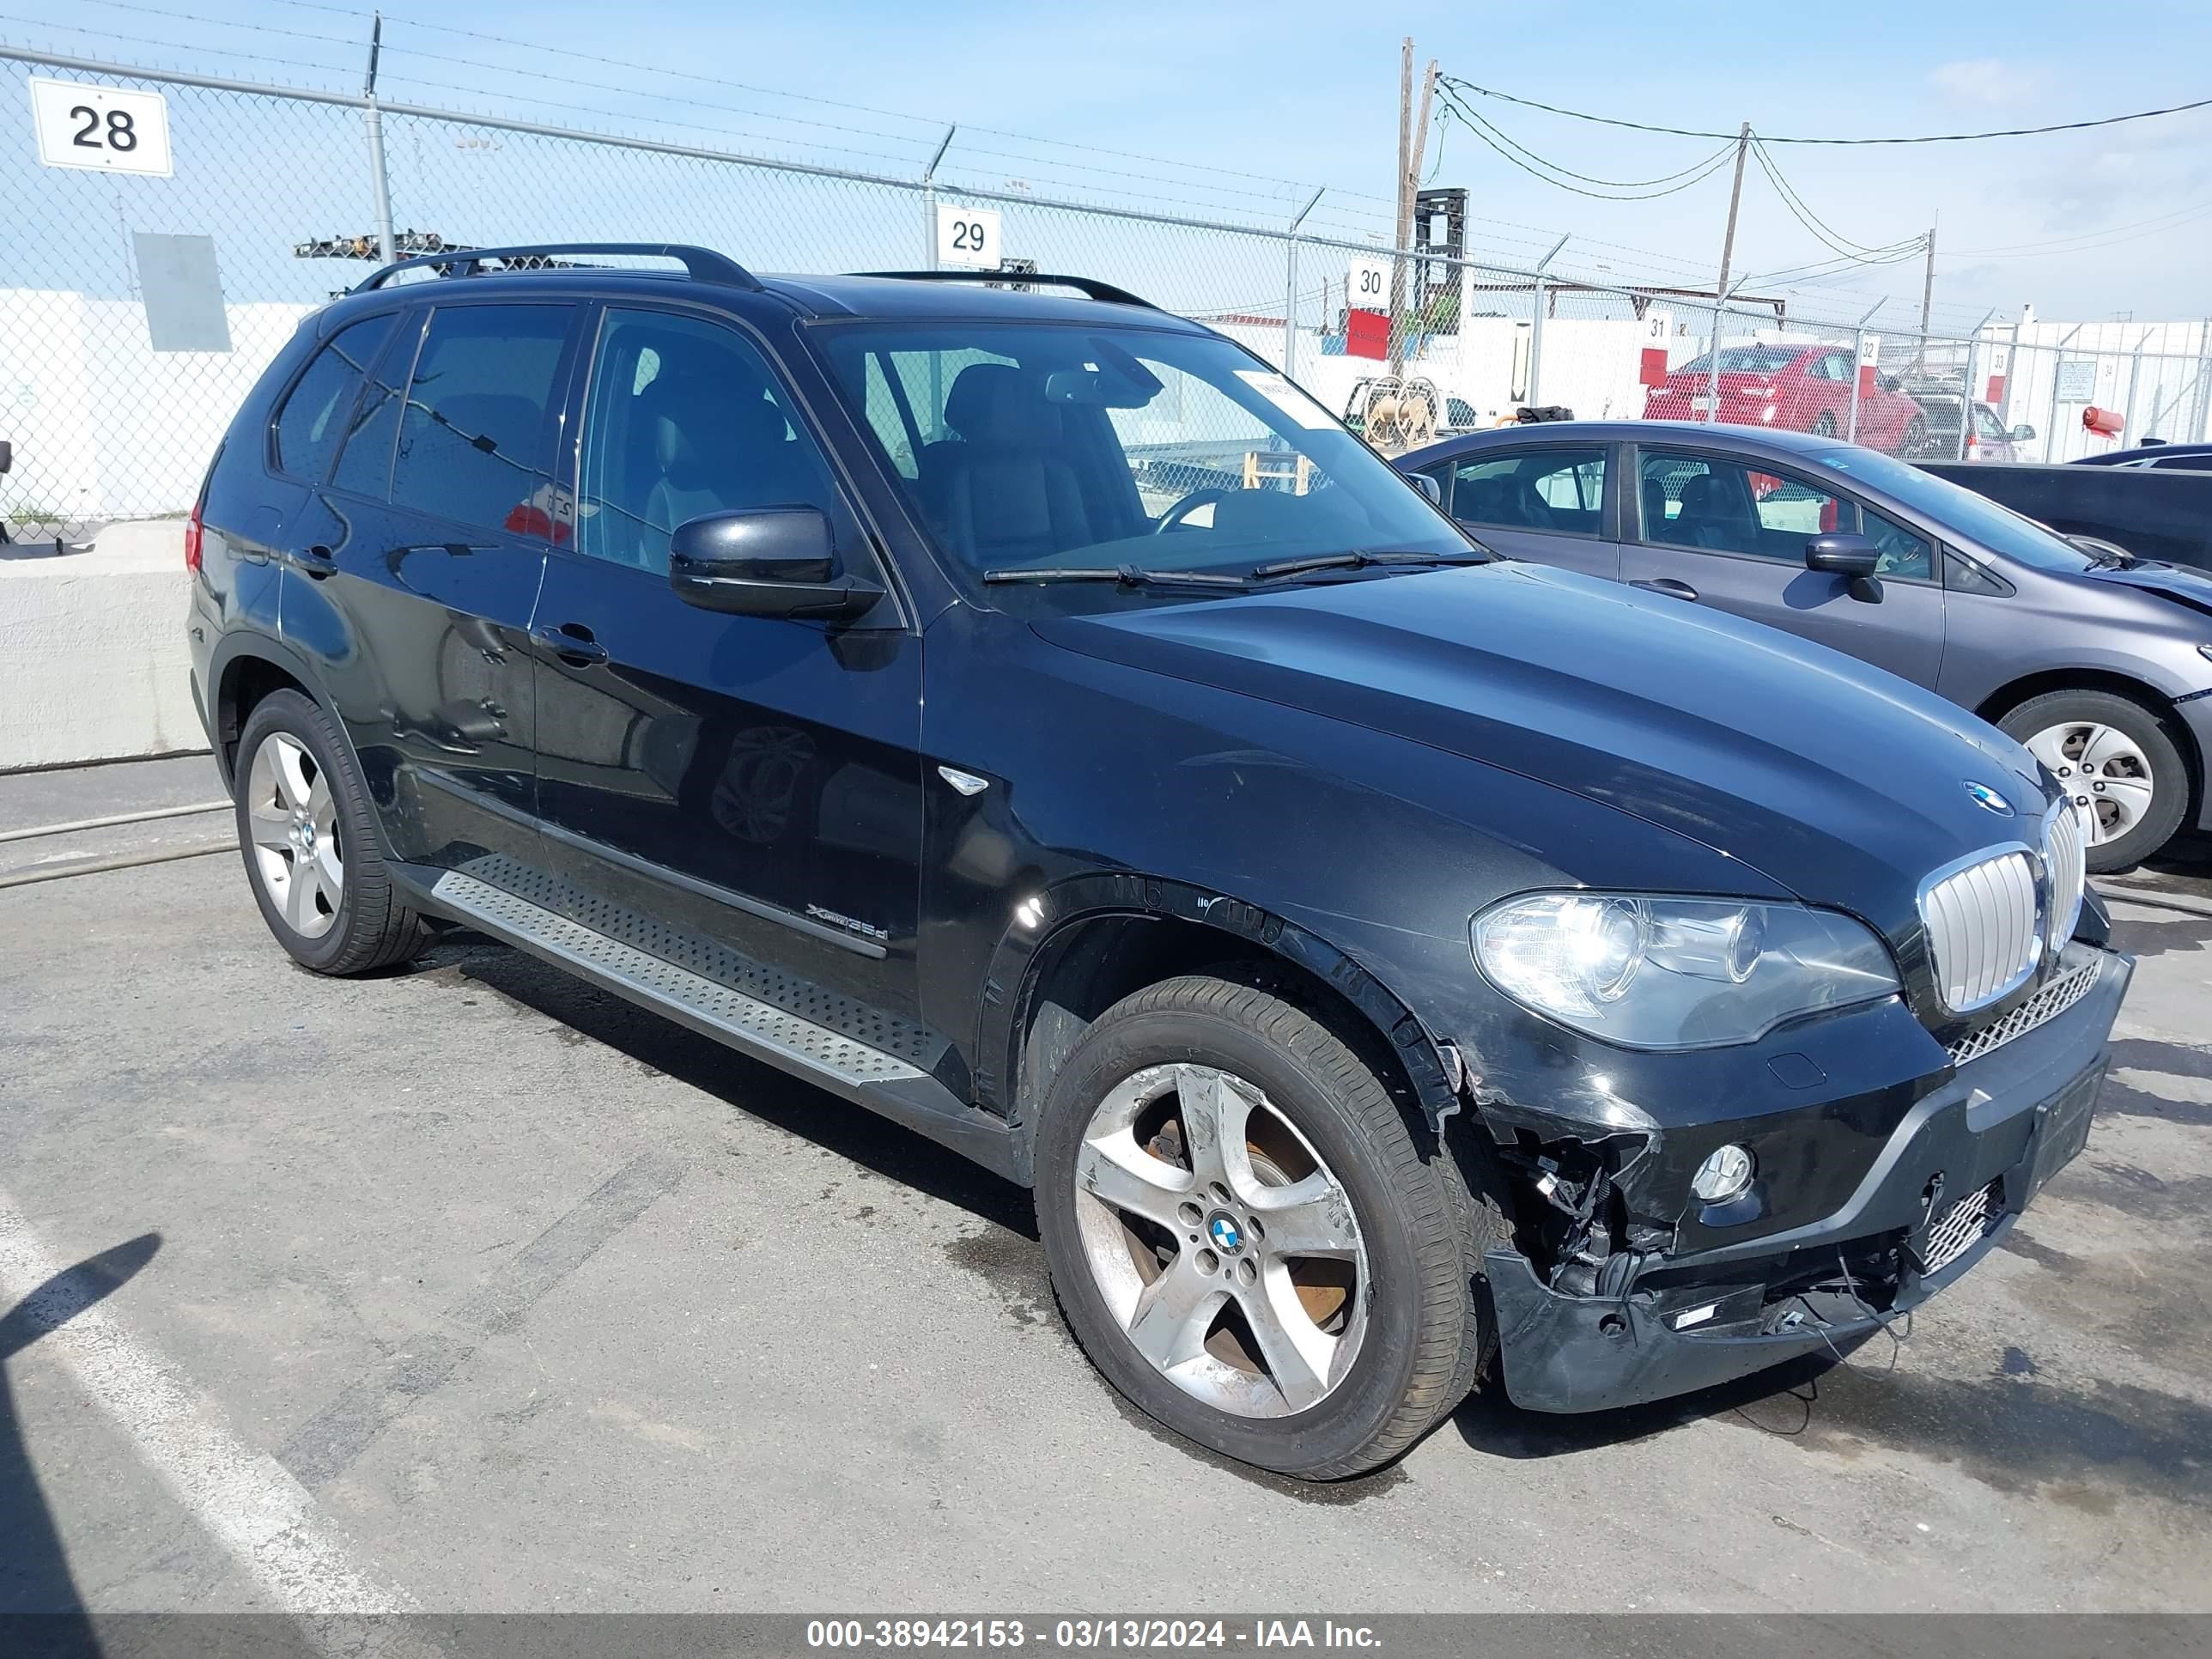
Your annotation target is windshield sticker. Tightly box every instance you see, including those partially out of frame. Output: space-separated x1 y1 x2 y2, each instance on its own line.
1235 369 1335 430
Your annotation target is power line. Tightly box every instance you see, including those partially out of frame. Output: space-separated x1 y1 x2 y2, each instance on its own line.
1436 89 1737 201
1443 95 1737 188
1440 73 2212 144
1748 139 1919 260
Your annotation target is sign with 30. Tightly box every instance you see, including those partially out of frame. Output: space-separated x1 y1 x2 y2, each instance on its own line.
30 77 173 176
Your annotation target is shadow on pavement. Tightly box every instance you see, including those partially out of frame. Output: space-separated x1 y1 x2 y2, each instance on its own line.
0 1232 162 1658
429 935 1037 1238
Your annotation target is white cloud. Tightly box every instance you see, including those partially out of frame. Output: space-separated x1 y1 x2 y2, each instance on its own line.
1929 58 2040 106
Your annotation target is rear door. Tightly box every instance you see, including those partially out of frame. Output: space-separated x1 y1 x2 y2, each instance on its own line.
278 296 583 879
531 301 927 1026
1620 445 1946 685
1433 441 1619 579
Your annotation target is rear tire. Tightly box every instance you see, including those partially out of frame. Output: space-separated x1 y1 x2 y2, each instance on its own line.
1033 975 1502 1480
234 690 428 975
1998 688 2190 872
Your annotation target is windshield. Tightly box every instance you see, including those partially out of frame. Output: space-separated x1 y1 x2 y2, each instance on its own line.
817 321 1468 597
1808 445 2096 572
1673 345 1802 376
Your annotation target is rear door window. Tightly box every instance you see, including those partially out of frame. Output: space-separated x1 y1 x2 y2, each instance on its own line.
1452 447 1607 537
271 314 394 482
386 303 574 537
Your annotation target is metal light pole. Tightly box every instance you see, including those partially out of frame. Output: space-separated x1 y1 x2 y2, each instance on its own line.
1846 298 1883 444
921 125 956 270
1704 276 1747 424
1285 186 1324 380
2045 322 2083 462
362 14 395 264
1957 308 1995 459
1526 233 1568 410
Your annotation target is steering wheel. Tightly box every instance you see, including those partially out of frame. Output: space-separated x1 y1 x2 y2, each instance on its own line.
1153 487 1231 533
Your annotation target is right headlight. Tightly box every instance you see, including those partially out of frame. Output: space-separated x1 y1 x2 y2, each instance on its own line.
1472 892 1900 1051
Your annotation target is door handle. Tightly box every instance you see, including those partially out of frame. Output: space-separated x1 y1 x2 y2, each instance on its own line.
284 544 338 579
1631 577 1698 603
532 621 609 665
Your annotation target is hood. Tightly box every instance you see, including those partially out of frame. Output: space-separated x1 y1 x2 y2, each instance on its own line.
1033 562 2051 939
2079 559 2212 620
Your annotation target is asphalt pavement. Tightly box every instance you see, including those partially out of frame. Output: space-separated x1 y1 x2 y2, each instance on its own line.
0 757 2207 1620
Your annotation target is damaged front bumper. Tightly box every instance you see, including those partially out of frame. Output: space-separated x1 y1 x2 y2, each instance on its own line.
1485 945 2131 1413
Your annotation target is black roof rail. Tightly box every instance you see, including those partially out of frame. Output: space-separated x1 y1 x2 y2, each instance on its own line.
851 270 1157 309
351 242 762 295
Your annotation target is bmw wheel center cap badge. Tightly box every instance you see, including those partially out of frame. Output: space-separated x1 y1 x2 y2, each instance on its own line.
1206 1212 1245 1255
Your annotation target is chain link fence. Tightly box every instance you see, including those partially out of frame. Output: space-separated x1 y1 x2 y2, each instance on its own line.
5 43 2210 538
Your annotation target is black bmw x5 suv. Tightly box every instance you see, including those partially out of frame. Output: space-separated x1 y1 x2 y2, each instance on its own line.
188 242 2129 1479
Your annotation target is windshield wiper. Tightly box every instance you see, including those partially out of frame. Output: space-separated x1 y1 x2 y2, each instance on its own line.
1249 549 1490 581
981 564 1251 588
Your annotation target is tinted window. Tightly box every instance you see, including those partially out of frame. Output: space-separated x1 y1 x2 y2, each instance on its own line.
388 305 571 536
1638 453 1845 559
576 308 844 575
272 315 392 481
331 311 420 499
1452 447 1606 536
2150 453 2212 471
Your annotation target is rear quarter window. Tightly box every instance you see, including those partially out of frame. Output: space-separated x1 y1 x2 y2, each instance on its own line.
270 314 394 482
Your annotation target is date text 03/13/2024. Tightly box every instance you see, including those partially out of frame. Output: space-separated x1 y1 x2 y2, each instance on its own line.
805 1620 1383 1650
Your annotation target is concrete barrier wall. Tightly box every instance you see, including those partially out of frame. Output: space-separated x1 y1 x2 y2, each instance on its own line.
0 520 205 771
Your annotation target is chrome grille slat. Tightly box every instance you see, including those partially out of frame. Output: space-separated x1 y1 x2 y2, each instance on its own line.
1947 955 2101 1066
1922 848 2039 1012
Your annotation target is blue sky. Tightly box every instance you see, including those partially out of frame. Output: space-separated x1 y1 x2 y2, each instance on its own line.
9 0 2212 324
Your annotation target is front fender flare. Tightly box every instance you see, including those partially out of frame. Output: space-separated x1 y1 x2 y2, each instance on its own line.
975 869 1466 1132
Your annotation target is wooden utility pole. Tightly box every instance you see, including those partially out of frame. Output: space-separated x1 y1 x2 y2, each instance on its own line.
1713 121 1751 305
1389 40 1437 375
1918 215 1938 338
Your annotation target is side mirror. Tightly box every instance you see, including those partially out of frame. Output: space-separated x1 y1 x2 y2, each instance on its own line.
1805 532 1884 602
0 439 11 474
669 508 882 620
1411 471 1443 506
2009 423 2036 441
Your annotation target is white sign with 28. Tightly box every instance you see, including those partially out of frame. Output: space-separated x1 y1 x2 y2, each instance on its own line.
29 77 173 176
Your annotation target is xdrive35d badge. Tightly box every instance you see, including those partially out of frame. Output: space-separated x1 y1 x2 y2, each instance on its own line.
189 242 2131 1480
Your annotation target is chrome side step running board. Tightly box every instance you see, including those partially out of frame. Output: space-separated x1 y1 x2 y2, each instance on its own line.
427 869 1024 1182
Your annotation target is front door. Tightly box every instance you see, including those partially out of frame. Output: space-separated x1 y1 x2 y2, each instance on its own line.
1621 447 1946 687
532 302 927 1024
279 298 582 878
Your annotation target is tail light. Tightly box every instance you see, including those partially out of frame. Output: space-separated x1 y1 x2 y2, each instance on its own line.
184 496 204 574
1965 428 1978 458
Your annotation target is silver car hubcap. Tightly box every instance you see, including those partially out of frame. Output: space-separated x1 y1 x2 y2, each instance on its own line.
1073 1063 1369 1419
245 732 343 939
2024 721 2155 846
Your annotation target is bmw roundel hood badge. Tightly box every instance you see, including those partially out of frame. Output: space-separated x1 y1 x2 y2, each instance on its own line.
1965 781 2014 816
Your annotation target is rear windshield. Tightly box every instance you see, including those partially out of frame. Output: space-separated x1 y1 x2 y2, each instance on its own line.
1808 445 2094 572
1673 345 1802 375
815 319 1466 598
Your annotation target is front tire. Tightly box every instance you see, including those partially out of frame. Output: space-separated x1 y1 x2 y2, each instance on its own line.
234 690 428 974
1033 975 1500 1480
1999 689 2190 872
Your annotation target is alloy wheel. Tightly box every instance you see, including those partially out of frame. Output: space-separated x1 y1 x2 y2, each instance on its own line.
244 731 343 939
2024 720 2155 846
1072 1062 1369 1419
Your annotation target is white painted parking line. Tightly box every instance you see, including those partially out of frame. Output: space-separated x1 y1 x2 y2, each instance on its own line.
0 1194 424 1629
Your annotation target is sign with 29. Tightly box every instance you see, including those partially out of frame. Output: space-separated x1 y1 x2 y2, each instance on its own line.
30 77 173 176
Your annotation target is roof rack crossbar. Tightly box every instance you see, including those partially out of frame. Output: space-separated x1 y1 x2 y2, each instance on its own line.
353 242 761 294
851 270 1157 309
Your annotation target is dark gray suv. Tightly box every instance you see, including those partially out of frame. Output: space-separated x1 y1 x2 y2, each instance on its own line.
1403 421 2212 871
